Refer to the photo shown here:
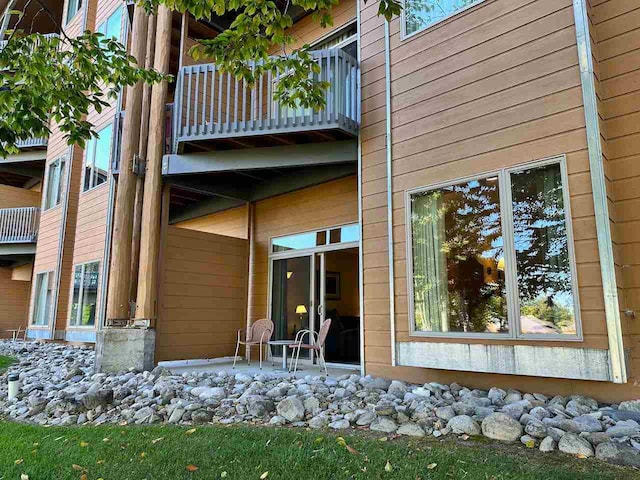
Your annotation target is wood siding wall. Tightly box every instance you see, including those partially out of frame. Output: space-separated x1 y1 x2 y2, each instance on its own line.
359 0 639 401
591 0 640 384
157 226 249 361
0 267 31 337
0 185 41 209
174 205 248 239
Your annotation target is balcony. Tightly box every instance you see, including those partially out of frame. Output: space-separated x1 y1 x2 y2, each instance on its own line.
0 207 40 244
172 48 359 151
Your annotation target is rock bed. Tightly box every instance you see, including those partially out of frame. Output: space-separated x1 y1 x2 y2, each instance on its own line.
1 341 640 468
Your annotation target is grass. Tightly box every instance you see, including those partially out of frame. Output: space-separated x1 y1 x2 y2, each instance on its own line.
0 422 637 480
0 355 15 372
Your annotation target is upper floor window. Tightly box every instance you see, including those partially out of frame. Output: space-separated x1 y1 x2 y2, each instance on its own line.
403 0 484 38
97 6 123 43
407 158 580 339
66 0 83 25
83 123 112 192
70 261 100 327
44 156 67 210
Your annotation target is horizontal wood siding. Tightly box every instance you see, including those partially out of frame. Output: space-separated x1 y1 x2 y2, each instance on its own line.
0 267 31 337
174 205 248 239
0 185 41 209
157 226 249 361
591 0 640 384
359 0 639 401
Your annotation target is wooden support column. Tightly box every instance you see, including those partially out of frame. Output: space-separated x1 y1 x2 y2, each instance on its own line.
106 5 149 324
130 13 157 303
134 5 172 323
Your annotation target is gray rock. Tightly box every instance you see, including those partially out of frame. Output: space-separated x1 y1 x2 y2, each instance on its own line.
82 389 113 410
481 413 523 442
198 387 226 400
276 397 305 422
606 424 640 438
397 423 425 437
447 415 481 436
356 411 376 426
529 406 551 421
329 419 350 430
619 400 640 413
547 427 566 442
596 441 640 468
309 416 328 429
387 380 407 398
573 414 602 433
269 415 286 426
524 421 547 439
370 417 398 433
168 407 185 423
539 436 556 452
487 387 506 405
303 396 320 414
192 410 212 424
435 406 456 421
582 431 610 445
558 433 594 457
520 435 537 448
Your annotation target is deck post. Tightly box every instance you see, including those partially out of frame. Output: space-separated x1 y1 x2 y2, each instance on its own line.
134 5 172 325
130 13 157 304
105 5 149 325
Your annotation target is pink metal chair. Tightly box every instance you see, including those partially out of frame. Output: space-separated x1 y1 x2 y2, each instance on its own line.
233 319 274 370
288 318 332 376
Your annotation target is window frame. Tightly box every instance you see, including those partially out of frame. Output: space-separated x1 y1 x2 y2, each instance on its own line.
400 0 488 41
404 155 583 341
65 0 83 25
43 156 67 211
68 260 101 329
30 270 54 327
82 122 113 193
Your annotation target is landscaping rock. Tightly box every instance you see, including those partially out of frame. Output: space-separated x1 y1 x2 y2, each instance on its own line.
370 417 398 433
482 413 523 442
276 397 305 422
539 436 556 452
558 433 594 457
397 423 425 437
596 442 640 468
447 415 481 436
435 406 456 421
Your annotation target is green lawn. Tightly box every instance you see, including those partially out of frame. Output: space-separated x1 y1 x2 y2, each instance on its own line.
0 355 15 372
0 422 636 480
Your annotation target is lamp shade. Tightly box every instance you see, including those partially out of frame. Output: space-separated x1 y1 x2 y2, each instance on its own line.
295 304 307 315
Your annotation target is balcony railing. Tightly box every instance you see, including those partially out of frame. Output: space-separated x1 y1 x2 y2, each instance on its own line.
173 48 359 149
0 207 40 243
16 137 48 149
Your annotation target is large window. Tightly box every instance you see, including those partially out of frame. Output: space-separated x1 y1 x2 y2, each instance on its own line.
83 123 112 191
407 158 580 339
32 271 54 326
403 0 485 37
97 6 123 42
69 261 100 327
66 0 83 24
44 156 67 210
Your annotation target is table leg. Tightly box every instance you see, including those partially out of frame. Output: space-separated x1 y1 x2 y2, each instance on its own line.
282 347 287 370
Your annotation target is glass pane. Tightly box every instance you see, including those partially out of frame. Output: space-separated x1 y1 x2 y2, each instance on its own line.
45 162 57 209
93 124 112 188
272 232 321 252
271 257 311 356
32 272 51 326
81 262 100 326
106 7 122 41
329 224 359 244
83 137 96 192
66 0 78 23
70 265 83 326
56 160 66 206
511 163 576 335
410 177 508 334
405 0 479 36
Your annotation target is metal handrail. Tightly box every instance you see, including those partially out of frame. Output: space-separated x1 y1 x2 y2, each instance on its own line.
0 207 40 243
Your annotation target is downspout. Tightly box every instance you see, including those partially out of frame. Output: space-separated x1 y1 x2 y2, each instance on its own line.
572 0 626 383
384 19 396 366
356 0 365 376
50 147 73 340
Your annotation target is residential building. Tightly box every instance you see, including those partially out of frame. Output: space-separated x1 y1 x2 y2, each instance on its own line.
2 0 639 403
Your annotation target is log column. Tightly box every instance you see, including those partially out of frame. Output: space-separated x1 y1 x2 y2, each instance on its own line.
105 5 149 325
130 13 157 303
134 5 172 323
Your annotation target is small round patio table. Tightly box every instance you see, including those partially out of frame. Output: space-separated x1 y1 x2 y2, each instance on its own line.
267 340 298 371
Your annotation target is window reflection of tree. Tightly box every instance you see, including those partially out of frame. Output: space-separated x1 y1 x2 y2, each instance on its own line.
405 0 479 35
511 165 575 334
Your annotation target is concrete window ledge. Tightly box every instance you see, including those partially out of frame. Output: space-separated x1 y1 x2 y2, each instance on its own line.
397 342 618 382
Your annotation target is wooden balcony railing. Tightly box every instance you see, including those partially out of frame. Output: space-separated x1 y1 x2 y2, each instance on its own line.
0 207 40 243
173 48 359 149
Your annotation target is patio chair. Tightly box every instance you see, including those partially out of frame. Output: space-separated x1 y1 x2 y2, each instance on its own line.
288 318 332 376
233 318 274 370
6 325 27 341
